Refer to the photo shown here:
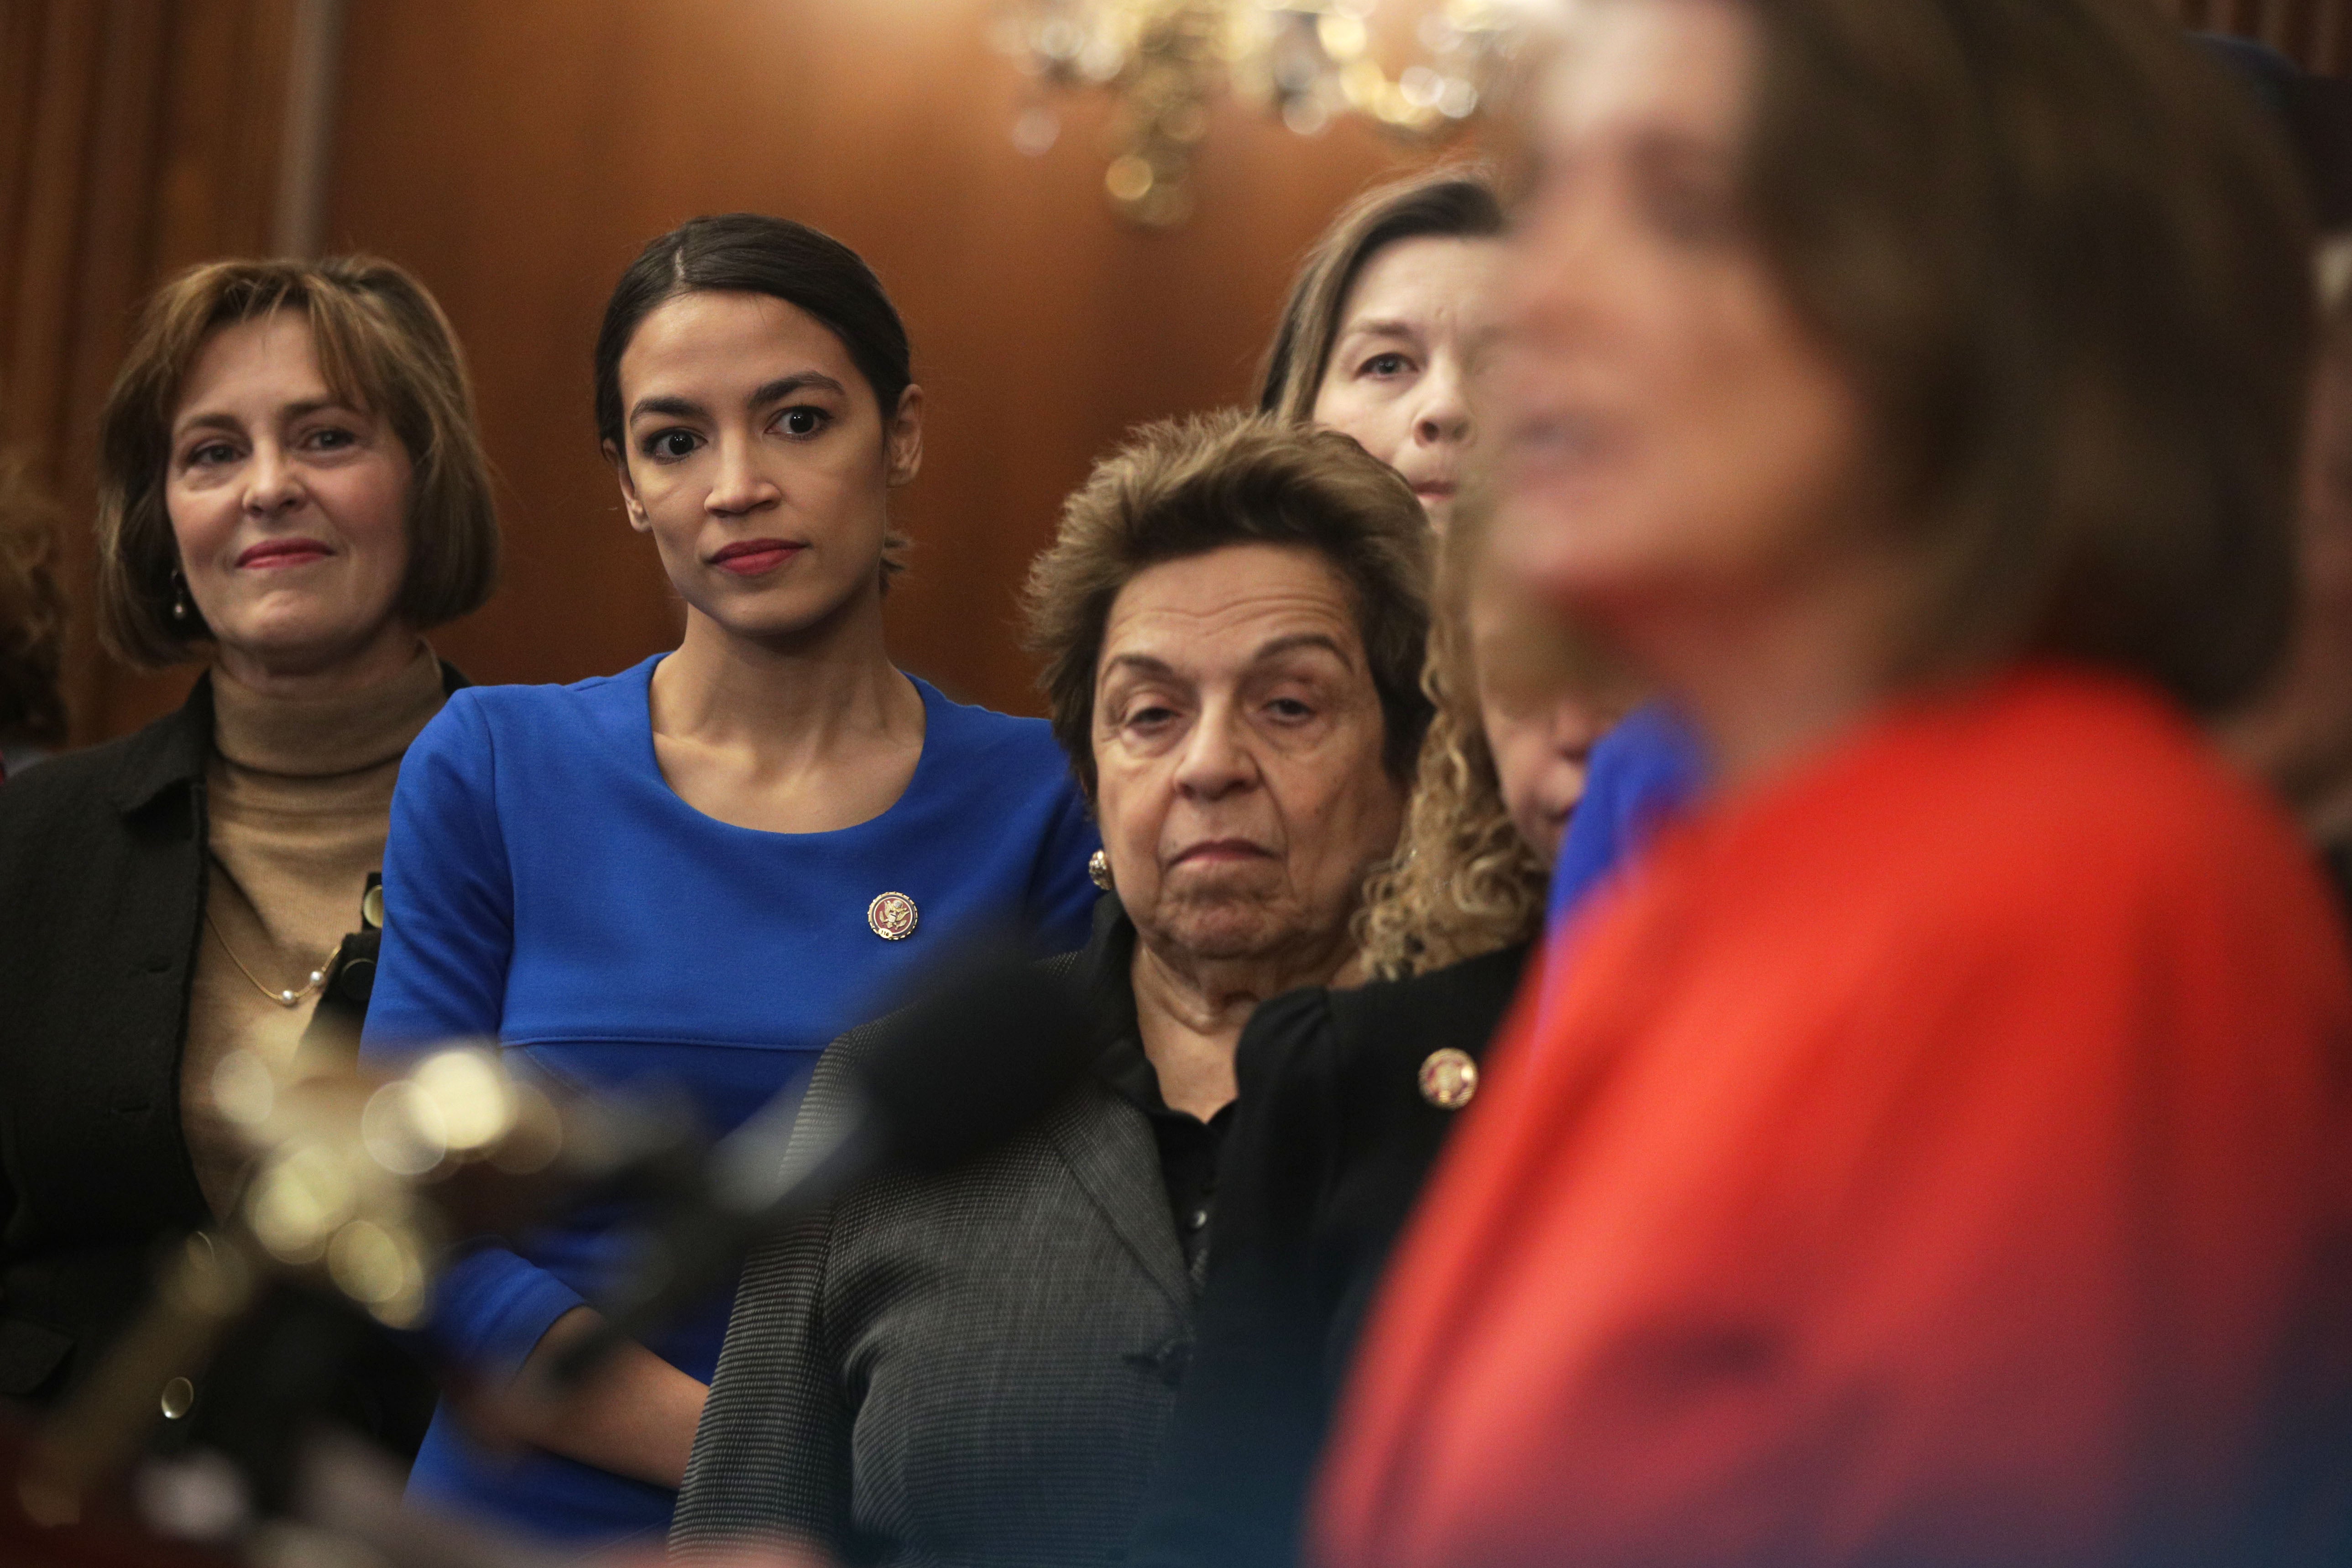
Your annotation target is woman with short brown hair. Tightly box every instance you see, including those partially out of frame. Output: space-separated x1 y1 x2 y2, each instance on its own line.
1317 0 2352 1562
0 255 493 1438
95 257 497 667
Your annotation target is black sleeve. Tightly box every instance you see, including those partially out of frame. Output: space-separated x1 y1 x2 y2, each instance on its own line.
1125 985 1344 1568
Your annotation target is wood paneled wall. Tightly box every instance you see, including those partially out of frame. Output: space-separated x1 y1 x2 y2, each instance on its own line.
10 0 2351 740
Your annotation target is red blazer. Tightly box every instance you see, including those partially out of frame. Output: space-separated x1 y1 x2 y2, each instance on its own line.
1314 666 2352 1568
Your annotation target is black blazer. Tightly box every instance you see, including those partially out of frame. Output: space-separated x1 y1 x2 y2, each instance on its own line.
0 666 460 1408
1125 940 1530 1568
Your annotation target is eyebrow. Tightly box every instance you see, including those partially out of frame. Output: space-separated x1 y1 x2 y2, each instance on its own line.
628 372 848 427
1334 317 1419 343
172 397 353 440
1100 631 1357 683
1252 631 1356 669
1102 652 1178 683
628 394 707 425
749 372 845 406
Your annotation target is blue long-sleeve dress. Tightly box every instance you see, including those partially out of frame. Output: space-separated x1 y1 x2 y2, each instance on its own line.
361 656 1100 1546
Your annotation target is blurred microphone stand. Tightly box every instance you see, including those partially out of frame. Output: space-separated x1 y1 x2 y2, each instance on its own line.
6 1033 716 1565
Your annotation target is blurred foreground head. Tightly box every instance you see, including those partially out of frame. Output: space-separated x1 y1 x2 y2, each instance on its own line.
1489 0 2312 753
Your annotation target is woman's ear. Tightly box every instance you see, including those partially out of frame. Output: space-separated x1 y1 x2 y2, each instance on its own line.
604 439 651 534
885 384 925 488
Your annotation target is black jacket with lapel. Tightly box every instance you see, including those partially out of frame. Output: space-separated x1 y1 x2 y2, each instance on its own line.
0 664 461 1405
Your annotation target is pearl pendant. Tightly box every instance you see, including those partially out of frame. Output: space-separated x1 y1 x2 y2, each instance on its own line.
274 971 325 1008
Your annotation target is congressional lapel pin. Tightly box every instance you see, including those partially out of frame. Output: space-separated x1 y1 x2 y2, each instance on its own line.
868 891 919 941
1417 1047 1478 1110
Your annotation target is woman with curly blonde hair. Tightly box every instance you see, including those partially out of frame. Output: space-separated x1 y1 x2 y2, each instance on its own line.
1126 487 1631 1568
1355 489 1631 978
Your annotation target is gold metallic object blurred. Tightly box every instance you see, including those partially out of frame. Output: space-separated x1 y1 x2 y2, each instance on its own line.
488 1079 564 1175
13 1035 616 1531
220 1040 542 1324
249 1143 360 1264
17 1229 257 1526
994 0 1531 225
326 1219 428 1327
411 1045 516 1150
361 1078 450 1176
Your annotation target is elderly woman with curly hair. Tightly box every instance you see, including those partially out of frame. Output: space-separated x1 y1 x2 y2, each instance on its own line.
671 410 1432 1568
1125 486 1636 1568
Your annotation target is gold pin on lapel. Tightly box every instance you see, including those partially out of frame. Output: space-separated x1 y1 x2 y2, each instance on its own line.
1417 1047 1479 1110
868 891 919 941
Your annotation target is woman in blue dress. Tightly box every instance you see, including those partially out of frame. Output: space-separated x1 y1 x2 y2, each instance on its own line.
361 213 1100 1547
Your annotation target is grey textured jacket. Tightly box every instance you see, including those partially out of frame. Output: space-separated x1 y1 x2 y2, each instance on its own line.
672 903 1196 1568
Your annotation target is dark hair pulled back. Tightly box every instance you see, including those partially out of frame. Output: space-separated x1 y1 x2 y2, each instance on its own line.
593 213 913 452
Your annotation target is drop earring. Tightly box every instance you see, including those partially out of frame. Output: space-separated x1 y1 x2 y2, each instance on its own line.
169 569 193 626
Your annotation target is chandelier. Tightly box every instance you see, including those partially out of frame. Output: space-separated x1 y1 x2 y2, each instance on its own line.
993 0 1530 227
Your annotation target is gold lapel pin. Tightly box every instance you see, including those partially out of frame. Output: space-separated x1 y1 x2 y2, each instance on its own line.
868 891 919 941
1417 1047 1479 1110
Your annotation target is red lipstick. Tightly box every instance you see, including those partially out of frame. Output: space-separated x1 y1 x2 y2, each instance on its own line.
711 538 805 577
235 537 331 570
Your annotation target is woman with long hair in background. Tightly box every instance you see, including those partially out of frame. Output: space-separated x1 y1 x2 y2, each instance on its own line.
1261 167 1505 532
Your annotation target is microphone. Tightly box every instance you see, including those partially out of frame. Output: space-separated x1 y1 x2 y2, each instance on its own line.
546 952 1101 1385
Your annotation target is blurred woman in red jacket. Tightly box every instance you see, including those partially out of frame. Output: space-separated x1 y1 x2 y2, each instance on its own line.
1313 2 2352 1565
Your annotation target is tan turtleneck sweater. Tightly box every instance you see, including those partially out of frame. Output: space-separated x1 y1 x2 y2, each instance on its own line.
182 644 447 1217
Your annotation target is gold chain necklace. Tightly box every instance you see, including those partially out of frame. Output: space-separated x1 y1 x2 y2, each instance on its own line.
204 911 329 1009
